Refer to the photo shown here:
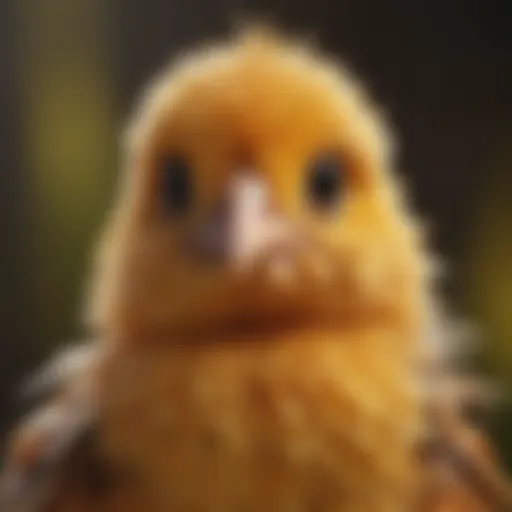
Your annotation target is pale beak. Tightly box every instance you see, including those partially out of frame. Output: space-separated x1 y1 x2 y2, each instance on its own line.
188 173 287 270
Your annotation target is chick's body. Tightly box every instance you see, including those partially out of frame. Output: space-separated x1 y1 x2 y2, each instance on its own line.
96 329 418 512
80 31 424 510
4 28 504 512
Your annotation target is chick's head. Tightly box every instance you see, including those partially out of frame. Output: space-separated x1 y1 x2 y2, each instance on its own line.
88 28 427 341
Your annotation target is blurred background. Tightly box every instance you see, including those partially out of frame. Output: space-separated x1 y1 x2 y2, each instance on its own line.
0 0 511 466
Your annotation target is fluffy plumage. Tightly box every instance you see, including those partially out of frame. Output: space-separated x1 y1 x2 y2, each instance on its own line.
1 27 509 512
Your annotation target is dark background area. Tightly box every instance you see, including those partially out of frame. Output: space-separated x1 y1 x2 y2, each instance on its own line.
1 0 511 464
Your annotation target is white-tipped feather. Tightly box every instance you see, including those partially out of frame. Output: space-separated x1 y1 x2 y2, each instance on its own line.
22 342 97 402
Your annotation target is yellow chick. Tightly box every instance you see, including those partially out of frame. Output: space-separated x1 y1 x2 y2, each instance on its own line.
1 26 509 512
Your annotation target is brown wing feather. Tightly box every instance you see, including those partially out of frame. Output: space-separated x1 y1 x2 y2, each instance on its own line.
419 412 512 511
0 342 116 512
1 398 95 511
419 303 512 511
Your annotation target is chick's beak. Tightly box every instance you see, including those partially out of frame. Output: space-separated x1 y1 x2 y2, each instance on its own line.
188 173 291 270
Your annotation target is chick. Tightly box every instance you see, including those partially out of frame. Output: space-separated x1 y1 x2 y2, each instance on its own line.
1 27 509 512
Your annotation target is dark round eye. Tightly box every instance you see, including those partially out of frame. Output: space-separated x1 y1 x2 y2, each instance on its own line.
306 152 344 210
161 157 192 217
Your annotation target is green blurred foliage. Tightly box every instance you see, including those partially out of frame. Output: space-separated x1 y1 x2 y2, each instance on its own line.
466 149 512 468
19 0 118 343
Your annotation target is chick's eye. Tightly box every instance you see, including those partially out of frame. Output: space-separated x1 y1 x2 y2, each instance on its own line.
161 157 192 217
306 153 344 210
